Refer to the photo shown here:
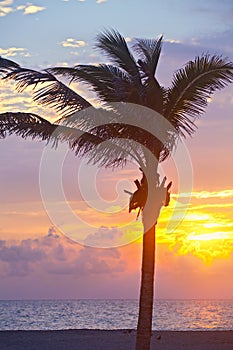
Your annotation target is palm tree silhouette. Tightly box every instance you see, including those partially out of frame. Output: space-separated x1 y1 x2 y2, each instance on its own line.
0 30 233 350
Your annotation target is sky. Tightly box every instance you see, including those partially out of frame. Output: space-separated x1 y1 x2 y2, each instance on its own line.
0 0 233 300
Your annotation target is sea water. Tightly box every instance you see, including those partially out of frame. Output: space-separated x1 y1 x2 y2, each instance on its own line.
0 299 232 331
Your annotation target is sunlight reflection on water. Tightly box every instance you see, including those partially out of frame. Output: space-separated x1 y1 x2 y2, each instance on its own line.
0 299 232 330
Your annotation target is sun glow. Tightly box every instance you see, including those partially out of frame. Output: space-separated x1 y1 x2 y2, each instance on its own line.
156 190 233 264
187 232 232 241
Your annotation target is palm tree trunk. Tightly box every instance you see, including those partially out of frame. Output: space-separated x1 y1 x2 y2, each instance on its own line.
136 222 156 350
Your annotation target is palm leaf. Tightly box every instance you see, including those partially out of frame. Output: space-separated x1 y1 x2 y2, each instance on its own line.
164 55 233 136
133 35 163 78
0 111 152 168
3 67 92 117
132 36 164 113
0 112 101 149
75 123 172 167
49 64 130 100
33 79 92 117
3 67 55 91
0 112 57 142
65 106 175 164
0 56 20 74
95 29 141 83
49 64 143 104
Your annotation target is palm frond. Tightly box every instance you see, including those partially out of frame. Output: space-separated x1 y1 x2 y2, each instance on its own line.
76 64 144 104
0 56 20 75
95 29 141 83
49 64 144 104
50 64 129 100
33 79 92 117
132 36 164 112
164 55 233 136
0 112 57 142
75 122 173 167
133 35 163 77
77 64 134 101
0 112 148 168
0 112 101 149
3 67 55 91
66 105 175 164
3 67 92 117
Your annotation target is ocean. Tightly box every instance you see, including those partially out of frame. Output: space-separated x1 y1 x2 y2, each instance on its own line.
0 299 232 331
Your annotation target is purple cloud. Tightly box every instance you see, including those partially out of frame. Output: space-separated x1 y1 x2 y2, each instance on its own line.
0 227 125 277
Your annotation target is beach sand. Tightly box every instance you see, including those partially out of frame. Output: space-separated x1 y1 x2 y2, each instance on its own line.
0 330 233 349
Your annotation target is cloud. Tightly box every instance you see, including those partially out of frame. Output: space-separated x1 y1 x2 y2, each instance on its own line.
0 0 13 17
0 239 45 276
0 1 45 17
17 3 46 15
177 190 233 200
0 47 29 57
0 227 125 277
0 78 57 121
60 38 87 48
125 37 132 43
165 38 182 44
84 226 124 247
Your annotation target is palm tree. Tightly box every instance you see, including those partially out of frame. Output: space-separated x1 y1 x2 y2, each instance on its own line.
0 30 233 350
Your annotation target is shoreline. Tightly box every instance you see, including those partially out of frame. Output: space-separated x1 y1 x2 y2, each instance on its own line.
0 330 233 350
